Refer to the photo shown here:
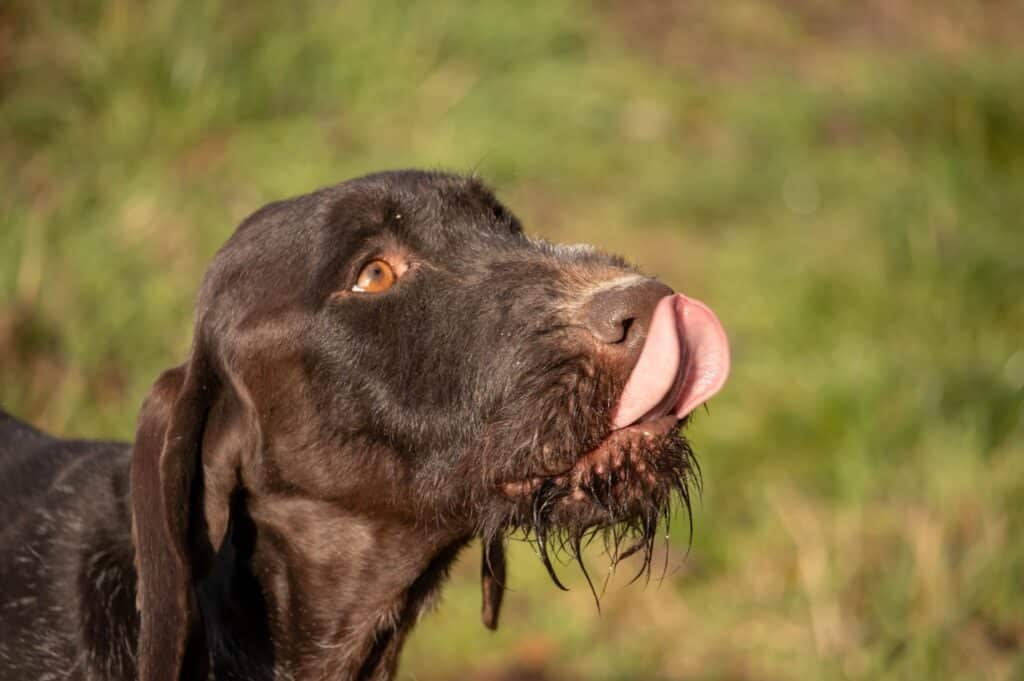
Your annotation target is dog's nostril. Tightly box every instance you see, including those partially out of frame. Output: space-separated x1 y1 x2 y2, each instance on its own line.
616 317 635 345
581 279 673 349
588 314 634 345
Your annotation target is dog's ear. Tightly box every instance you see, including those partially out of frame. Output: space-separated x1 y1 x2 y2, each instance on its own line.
481 535 507 630
130 338 249 681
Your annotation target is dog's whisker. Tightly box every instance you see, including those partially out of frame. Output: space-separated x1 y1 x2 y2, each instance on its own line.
573 536 601 614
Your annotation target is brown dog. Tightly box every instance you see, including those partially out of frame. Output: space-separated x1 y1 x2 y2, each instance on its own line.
0 170 729 681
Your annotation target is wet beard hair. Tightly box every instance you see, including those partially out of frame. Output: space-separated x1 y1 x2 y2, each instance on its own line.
481 429 701 608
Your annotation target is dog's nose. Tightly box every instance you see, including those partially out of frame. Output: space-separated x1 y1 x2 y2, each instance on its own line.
581 279 673 350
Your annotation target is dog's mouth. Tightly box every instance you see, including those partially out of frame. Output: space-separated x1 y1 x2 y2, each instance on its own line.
500 414 680 504
488 293 729 593
499 293 729 508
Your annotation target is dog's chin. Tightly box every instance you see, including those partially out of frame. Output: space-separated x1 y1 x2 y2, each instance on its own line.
493 415 700 590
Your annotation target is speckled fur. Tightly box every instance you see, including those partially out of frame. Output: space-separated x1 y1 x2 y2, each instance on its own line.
0 170 698 681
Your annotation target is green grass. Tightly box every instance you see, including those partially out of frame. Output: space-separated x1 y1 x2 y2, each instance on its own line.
2 2 1022 679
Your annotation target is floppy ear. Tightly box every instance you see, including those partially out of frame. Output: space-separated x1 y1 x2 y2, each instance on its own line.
130 343 245 681
481 535 507 630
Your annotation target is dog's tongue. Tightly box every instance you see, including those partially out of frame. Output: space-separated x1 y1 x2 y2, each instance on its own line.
611 294 730 429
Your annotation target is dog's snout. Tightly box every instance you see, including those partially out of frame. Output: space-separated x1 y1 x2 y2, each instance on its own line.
581 279 673 349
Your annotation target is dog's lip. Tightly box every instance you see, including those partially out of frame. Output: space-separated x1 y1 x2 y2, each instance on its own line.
499 415 679 497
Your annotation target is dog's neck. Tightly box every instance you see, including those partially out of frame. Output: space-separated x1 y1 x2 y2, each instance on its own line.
83 469 467 681
197 494 470 681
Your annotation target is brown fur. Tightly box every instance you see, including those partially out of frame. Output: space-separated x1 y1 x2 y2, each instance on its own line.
0 170 701 681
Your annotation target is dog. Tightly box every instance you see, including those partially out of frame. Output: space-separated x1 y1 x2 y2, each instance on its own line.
0 170 730 681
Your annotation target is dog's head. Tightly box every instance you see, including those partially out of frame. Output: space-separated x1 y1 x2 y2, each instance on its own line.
130 170 729 679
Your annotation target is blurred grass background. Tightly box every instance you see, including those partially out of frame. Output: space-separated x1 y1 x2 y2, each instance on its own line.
2 1 1023 679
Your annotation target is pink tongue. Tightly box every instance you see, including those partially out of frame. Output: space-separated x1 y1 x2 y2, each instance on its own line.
611 294 730 429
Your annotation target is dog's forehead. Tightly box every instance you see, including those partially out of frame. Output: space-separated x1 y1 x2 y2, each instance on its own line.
338 170 524 252
318 171 638 293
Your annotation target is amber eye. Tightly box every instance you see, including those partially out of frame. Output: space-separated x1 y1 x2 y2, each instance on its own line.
352 259 397 293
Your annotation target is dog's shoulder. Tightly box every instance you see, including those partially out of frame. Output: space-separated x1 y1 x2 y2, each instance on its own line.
0 411 74 516
0 410 128 513
0 411 137 680
0 408 52 456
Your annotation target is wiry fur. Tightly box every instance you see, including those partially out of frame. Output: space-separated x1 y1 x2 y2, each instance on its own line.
0 170 706 681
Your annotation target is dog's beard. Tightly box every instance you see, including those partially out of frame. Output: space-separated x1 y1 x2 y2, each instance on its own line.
481 429 700 606
468 345 701 603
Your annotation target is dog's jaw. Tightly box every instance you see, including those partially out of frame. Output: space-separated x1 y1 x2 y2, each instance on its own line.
500 415 681 500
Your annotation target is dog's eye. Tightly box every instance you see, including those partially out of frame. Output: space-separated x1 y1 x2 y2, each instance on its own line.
352 259 397 293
